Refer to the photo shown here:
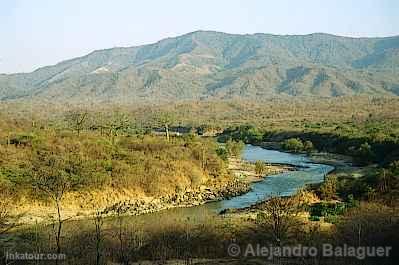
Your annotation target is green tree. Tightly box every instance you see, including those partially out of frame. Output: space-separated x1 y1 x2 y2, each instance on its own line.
282 138 304 152
303 140 314 154
104 111 131 141
216 147 228 161
356 142 375 165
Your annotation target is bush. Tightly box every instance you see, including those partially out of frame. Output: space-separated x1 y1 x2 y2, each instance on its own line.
217 125 263 144
216 147 228 161
355 142 376 165
324 214 339 224
225 139 245 157
303 140 314 153
281 138 304 152
335 202 399 261
254 160 267 175
308 215 320 221
309 202 346 217
319 175 338 200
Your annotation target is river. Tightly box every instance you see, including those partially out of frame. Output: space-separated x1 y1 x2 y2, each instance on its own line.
103 145 335 226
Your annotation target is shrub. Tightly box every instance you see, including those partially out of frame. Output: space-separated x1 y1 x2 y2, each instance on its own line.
254 160 267 175
303 140 314 153
308 215 320 221
281 138 304 152
319 175 338 200
216 147 228 161
217 125 262 144
225 139 245 157
355 142 376 165
309 202 346 217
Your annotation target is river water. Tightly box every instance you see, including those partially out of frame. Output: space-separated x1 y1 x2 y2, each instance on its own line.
112 145 335 225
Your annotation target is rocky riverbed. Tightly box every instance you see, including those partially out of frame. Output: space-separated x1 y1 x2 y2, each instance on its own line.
15 156 293 224
104 179 251 216
86 157 293 217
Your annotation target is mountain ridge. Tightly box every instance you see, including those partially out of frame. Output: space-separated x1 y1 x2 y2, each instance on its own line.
1 31 399 102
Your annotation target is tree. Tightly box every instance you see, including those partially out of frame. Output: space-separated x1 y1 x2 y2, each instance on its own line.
114 205 131 265
93 209 104 265
303 140 314 154
356 142 375 165
103 111 132 143
281 138 304 152
319 175 338 200
336 202 398 251
65 111 88 136
257 196 300 244
156 112 176 142
0 190 20 236
225 139 245 157
30 147 82 264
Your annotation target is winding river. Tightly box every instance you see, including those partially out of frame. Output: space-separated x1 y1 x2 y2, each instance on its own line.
114 145 335 225
216 145 334 210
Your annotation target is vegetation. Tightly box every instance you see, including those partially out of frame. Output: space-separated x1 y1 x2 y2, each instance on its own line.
254 160 268 175
319 175 338 200
215 101 399 165
0 96 398 264
1 32 399 103
256 196 301 244
1 134 228 199
281 138 305 152
218 125 263 144
225 139 245 157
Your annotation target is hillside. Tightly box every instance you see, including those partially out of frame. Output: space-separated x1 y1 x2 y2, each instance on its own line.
1 31 399 102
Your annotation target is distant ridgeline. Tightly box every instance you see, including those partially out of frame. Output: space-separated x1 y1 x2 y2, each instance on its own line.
1 31 399 103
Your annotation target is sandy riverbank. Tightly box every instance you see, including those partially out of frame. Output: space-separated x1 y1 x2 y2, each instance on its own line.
228 157 295 183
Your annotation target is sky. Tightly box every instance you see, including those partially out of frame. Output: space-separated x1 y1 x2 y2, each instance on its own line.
0 0 398 74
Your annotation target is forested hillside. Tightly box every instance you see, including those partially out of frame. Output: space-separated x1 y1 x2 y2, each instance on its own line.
1 31 398 102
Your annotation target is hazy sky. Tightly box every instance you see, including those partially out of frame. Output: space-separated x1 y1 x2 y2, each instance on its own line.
1 0 398 74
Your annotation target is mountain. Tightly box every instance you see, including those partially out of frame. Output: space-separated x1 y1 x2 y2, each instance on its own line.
1 31 399 102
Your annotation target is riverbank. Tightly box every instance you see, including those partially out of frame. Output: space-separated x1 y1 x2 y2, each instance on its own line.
228 157 295 183
14 179 250 225
218 144 341 216
257 141 360 173
13 155 293 225
7 145 359 265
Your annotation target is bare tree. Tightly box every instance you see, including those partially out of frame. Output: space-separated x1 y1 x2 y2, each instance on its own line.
93 209 104 265
30 149 81 264
157 112 176 142
114 206 129 265
102 111 131 143
0 191 21 236
257 195 300 245
65 111 88 136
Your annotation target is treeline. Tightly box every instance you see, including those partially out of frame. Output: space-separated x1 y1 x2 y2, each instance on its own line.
316 161 399 205
217 124 399 166
0 132 227 199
